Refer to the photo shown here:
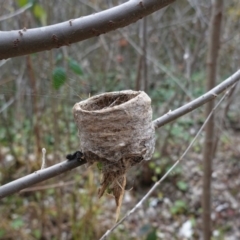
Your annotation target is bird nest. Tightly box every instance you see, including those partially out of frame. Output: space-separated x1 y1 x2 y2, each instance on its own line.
73 90 155 220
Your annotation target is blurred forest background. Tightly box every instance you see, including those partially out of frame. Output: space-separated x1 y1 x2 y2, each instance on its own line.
0 0 240 239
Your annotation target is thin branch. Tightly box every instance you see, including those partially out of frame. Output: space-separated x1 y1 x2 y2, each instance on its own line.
153 69 240 129
0 59 10 68
0 0 175 60
0 3 33 22
20 180 75 192
0 98 15 114
0 158 86 199
99 82 234 240
0 70 240 199
120 31 193 98
41 148 46 170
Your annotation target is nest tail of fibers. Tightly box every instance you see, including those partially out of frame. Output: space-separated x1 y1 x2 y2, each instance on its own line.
73 90 155 221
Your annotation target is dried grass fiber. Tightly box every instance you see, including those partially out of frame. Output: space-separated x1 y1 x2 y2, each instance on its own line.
73 90 155 162
73 90 155 221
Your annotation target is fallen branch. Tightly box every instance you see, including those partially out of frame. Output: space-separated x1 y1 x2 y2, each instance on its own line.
0 69 239 199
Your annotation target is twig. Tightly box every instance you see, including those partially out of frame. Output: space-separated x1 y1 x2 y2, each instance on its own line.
0 98 15 114
99 82 234 240
120 31 193 99
0 59 10 68
153 69 240 129
41 148 46 170
20 180 75 192
0 3 33 22
0 157 86 199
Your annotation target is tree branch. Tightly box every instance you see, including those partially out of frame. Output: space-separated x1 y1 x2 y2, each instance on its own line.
0 0 175 60
0 69 240 199
0 158 86 199
153 69 240 129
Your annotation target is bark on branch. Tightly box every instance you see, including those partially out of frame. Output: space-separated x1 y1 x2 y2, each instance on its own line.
0 0 175 60
153 69 239 128
0 158 87 199
0 69 239 199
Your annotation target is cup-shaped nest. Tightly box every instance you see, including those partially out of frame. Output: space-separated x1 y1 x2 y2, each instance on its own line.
73 90 155 221
73 90 155 163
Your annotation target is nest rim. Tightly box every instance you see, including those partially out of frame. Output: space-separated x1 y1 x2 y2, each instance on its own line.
77 90 142 113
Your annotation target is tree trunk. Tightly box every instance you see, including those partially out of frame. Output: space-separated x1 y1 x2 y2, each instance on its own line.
202 1 223 239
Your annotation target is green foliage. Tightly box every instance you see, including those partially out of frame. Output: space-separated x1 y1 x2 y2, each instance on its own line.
170 124 190 141
17 0 29 7
169 166 182 177
170 200 187 215
33 4 47 25
11 218 24 229
139 224 151 235
153 151 160 159
44 134 54 146
97 162 103 171
138 225 158 240
145 229 157 240
52 67 67 90
0 128 6 144
0 230 5 238
227 5 240 19
151 164 161 176
150 87 174 106
177 181 188 191
68 58 84 76
55 53 63 64
191 71 205 97
70 170 102 239
149 160 162 182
